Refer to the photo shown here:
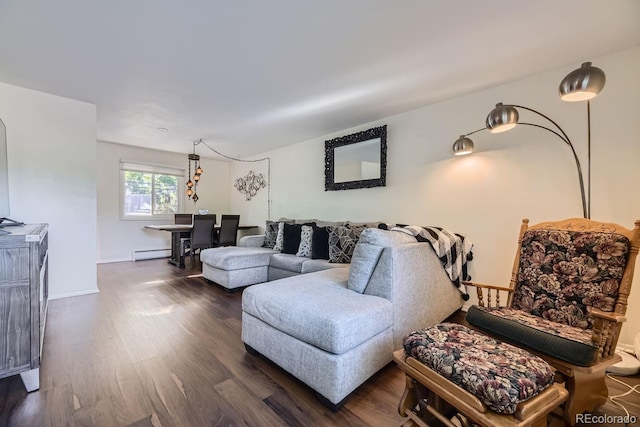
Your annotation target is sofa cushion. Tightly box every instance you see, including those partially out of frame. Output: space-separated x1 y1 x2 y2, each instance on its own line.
313 219 344 227
348 243 384 293
359 227 417 246
242 268 393 354
269 253 306 273
403 323 555 415
465 305 598 366
200 246 276 270
301 259 349 274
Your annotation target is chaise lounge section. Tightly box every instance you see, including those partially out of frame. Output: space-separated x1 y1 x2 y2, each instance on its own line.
241 228 465 409
199 218 363 290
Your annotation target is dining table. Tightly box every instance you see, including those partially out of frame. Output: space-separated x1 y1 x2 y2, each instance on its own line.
144 223 258 267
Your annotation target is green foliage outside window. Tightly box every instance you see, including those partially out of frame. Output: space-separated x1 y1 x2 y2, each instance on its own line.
123 171 180 216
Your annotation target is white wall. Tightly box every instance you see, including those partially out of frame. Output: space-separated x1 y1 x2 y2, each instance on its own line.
231 47 640 349
0 82 98 299
97 141 231 263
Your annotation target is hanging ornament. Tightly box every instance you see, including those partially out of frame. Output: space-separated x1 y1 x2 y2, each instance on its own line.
186 142 203 203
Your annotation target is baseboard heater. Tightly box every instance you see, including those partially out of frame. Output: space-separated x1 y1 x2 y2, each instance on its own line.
132 248 170 261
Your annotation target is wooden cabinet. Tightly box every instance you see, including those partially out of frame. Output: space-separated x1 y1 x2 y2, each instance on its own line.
0 223 48 391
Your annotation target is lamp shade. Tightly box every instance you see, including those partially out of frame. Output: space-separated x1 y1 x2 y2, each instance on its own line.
559 62 606 102
486 103 519 133
452 135 474 156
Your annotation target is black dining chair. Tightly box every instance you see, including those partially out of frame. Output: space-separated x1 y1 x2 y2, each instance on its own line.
176 213 194 262
213 215 240 247
181 214 217 266
174 213 193 225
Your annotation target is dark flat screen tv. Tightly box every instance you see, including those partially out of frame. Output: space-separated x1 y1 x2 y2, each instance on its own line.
0 118 22 232
0 118 9 220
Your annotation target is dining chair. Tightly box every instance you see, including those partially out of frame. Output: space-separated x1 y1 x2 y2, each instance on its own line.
213 214 240 247
174 213 193 225
176 213 194 263
181 214 217 266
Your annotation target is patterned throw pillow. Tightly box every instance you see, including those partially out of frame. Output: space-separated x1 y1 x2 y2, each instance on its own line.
327 225 368 263
273 222 286 251
262 220 279 248
296 225 313 257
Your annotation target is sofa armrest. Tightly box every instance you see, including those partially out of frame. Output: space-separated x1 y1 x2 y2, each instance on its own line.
239 234 265 248
364 241 463 349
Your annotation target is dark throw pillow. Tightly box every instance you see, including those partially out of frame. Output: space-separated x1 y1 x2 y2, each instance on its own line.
311 225 330 260
282 223 303 254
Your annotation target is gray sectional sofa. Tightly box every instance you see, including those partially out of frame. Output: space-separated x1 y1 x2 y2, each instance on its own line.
201 225 464 410
200 234 349 289
201 217 374 290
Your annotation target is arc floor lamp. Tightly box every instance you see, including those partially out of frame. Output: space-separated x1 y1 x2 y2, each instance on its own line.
452 62 606 219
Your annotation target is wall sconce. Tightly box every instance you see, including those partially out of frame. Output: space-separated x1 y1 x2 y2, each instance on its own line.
186 139 204 203
452 62 605 219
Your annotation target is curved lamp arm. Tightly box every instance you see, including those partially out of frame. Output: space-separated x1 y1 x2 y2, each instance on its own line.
459 105 588 218
507 104 587 219
464 127 487 137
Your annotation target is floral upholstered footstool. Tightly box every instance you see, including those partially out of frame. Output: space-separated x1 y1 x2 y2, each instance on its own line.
393 323 568 427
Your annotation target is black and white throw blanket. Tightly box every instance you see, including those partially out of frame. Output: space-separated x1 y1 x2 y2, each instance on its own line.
391 225 473 300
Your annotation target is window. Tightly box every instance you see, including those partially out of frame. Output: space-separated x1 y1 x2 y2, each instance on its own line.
120 161 184 219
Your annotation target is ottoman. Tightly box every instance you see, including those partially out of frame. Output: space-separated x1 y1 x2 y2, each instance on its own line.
394 323 568 427
200 246 276 290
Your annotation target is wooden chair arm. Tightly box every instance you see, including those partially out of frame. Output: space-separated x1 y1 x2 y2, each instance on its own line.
462 281 512 308
588 308 626 323
588 308 627 361
462 281 512 292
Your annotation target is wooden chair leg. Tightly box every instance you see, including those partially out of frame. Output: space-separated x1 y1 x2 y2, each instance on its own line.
398 376 419 417
398 375 458 427
562 370 608 426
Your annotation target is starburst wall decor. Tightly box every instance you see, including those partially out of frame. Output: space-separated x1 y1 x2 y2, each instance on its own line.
234 170 266 201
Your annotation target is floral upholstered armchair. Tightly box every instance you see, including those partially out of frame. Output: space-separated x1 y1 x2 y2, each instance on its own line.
464 218 640 425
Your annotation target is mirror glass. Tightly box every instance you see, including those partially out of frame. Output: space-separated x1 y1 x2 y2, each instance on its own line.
325 125 387 191
333 138 381 183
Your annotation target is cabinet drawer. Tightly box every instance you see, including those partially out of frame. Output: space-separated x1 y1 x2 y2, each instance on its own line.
0 248 30 282
0 284 31 371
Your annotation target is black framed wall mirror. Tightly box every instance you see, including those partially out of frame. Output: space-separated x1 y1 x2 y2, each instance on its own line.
324 125 387 191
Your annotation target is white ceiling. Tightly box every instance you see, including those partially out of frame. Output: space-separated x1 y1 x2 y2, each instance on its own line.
1 1 639 159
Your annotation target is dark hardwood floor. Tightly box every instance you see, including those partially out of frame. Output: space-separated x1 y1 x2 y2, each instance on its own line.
0 258 638 426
